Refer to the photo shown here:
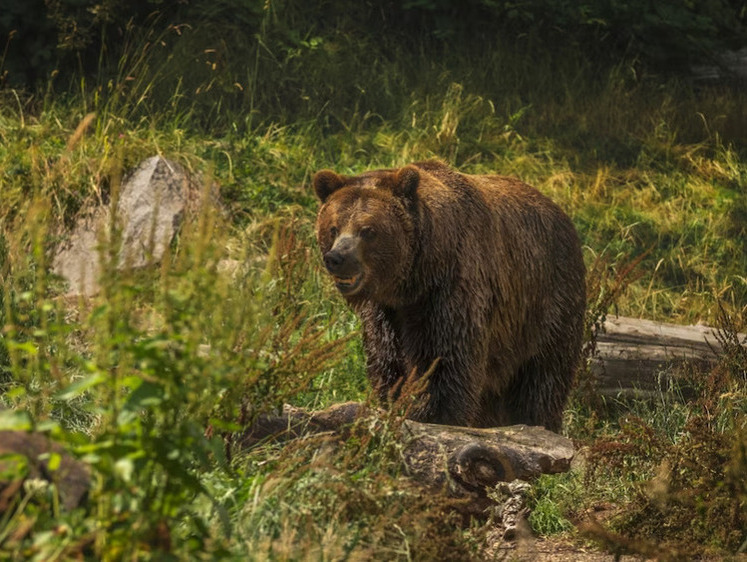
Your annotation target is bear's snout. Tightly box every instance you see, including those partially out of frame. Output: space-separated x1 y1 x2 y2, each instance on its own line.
323 250 345 272
323 235 364 294
323 236 359 273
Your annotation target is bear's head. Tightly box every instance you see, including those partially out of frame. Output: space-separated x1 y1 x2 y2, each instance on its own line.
313 166 420 304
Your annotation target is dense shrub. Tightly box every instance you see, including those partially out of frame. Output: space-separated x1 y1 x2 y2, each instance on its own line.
405 0 747 66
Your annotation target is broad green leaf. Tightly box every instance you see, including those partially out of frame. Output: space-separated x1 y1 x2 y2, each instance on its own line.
36 419 61 433
39 453 62 472
0 409 33 431
207 418 242 433
0 453 29 479
115 457 134 483
56 373 107 401
122 380 164 410
7 341 38 356
46 452 62 472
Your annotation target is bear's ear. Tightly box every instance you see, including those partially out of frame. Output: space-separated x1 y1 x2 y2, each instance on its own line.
313 170 344 203
393 165 420 200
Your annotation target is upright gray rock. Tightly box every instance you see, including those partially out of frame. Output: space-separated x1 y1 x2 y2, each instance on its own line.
52 213 102 296
53 156 199 296
117 156 190 269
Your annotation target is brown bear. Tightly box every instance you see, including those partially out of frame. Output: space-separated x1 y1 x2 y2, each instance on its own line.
313 160 585 431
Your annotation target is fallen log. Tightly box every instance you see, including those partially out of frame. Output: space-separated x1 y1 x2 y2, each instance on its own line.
238 316 743 512
241 402 574 515
401 417 573 515
590 316 743 400
0 430 90 513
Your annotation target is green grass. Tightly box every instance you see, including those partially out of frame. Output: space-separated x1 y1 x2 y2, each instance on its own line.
0 9 746 559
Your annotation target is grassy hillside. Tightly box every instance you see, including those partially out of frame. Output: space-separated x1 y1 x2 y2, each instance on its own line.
0 2 745 559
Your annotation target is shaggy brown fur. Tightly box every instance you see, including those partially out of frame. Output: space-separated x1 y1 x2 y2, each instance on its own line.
313 160 585 431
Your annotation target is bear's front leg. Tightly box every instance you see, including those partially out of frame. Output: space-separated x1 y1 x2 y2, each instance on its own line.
361 301 486 427
359 304 408 402
397 305 486 427
406 353 485 427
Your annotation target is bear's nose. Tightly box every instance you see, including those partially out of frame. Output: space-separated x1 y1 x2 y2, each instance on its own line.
323 236 360 275
323 250 344 272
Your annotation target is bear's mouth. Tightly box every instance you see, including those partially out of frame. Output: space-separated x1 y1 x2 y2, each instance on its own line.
332 273 363 294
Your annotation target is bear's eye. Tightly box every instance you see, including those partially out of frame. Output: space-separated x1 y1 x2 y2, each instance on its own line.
360 226 376 240
330 226 339 239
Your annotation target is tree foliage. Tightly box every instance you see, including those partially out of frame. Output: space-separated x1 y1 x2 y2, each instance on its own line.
2 0 746 90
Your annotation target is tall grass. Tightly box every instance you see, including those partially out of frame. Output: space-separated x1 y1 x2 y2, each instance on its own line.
0 4 745 559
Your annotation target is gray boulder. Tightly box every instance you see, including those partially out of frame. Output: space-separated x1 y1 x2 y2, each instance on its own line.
53 156 201 296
